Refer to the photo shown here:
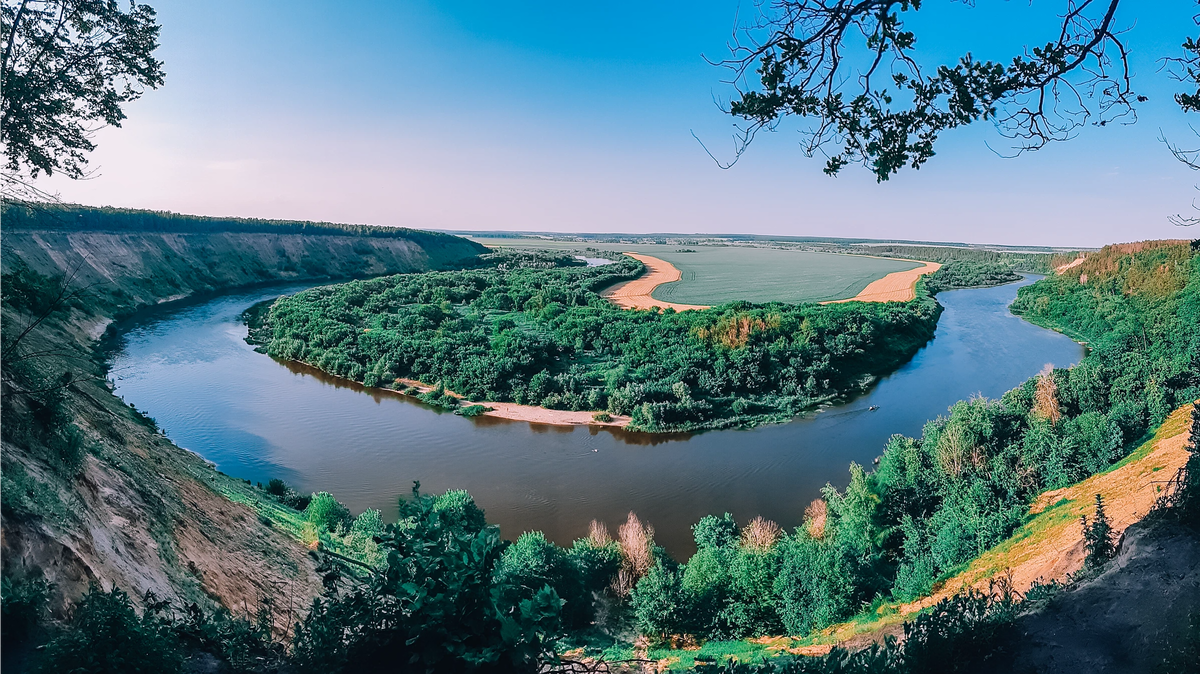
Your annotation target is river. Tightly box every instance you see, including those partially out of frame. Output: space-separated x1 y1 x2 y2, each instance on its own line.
105 276 1084 557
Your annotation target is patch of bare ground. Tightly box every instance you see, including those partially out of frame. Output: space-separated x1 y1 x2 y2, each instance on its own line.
1001 516 1200 674
1055 255 1087 274
821 260 941 304
601 253 709 312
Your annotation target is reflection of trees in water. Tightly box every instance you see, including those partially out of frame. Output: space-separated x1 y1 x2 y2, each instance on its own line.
276 356 693 445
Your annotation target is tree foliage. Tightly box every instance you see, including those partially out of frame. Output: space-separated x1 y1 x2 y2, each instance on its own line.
1 0 165 181
715 1 1141 181
255 251 941 432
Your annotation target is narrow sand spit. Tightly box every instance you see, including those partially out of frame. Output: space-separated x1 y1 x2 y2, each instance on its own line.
821 260 941 304
601 253 709 311
1055 255 1087 274
395 379 631 427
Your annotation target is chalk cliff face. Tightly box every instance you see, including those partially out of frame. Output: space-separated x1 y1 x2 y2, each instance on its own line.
1 228 484 314
0 211 486 620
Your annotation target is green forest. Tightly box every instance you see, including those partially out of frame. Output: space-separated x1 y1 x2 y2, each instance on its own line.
922 262 1022 294
251 251 943 431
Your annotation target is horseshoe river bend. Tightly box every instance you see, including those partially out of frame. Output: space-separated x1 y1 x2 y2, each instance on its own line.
104 276 1084 557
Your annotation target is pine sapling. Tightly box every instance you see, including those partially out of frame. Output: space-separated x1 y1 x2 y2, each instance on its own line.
1081 493 1116 568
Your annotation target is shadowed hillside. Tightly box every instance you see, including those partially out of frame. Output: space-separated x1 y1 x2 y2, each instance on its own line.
0 204 486 625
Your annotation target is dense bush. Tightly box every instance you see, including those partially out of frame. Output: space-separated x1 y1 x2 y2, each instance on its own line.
256 251 942 431
35 587 184 674
923 261 1021 294
304 492 353 533
1 575 49 655
289 484 568 673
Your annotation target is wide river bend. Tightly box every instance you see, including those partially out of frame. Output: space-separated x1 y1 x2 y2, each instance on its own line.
106 276 1083 557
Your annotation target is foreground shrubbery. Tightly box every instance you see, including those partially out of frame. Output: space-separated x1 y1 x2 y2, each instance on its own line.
254 251 941 431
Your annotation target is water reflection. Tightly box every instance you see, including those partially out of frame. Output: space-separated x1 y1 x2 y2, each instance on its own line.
106 276 1084 557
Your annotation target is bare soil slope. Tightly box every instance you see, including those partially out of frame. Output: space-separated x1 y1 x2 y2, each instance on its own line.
1002 516 1200 674
1 224 484 621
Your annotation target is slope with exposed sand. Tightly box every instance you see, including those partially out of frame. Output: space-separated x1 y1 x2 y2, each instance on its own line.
785 400 1197 654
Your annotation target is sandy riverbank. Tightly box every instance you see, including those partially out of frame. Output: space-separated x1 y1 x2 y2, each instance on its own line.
395 379 631 427
603 252 939 309
820 260 941 304
601 253 709 311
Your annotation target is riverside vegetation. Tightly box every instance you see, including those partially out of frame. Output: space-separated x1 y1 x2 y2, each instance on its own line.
250 251 942 431
4 240 1197 673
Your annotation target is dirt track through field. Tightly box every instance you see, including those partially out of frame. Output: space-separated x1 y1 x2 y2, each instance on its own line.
821 260 941 304
601 253 709 311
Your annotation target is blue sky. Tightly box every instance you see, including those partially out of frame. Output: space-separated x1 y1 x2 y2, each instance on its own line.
34 0 1200 247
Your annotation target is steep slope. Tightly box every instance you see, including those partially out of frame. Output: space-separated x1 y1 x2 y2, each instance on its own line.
0 204 486 621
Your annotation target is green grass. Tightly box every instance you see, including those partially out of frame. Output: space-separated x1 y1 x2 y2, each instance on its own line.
594 639 778 670
470 238 922 304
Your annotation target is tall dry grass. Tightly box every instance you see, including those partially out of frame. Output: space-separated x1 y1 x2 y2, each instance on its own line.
1034 364 1061 424
804 499 827 540
614 512 655 596
587 519 612 547
740 515 782 550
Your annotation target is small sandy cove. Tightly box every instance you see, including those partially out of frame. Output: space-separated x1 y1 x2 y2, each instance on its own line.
602 252 940 310
395 379 631 428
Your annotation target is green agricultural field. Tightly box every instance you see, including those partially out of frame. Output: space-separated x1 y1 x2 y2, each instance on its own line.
469 237 921 304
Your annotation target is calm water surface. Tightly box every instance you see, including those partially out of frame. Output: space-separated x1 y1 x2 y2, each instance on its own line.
106 276 1083 557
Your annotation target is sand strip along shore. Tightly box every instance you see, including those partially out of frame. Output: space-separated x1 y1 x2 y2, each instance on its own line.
821 260 941 304
601 253 709 311
395 379 631 427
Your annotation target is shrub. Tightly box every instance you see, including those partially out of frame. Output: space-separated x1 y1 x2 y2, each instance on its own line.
36 587 183 674
615 512 655 596
305 492 353 533
631 562 687 641
567 521 622 596
346 509 386 566
2 575 48 652
455 404 492 417
493 532 589 628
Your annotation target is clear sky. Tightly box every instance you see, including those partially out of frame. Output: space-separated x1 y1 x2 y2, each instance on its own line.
31 0 1200 247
